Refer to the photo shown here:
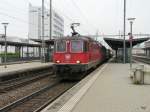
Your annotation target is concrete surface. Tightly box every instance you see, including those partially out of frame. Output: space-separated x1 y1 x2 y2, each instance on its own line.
55 63 150 112
70 63 150 112
0 62 53 77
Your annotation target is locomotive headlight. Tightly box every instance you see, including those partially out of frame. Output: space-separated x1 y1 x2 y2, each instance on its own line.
76 60 81 64
56 60 60 63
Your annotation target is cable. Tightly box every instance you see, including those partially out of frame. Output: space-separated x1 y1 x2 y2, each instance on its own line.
1 0 28 15
0 11 39 30
61 0 96 34
0 6 27 18
69 0 97 31
22 0 30 4
44 0 74 23
0 0 37 26
44 0 89 34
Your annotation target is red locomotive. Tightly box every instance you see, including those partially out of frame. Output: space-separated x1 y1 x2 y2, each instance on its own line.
53 24 110 80
53 36 108 80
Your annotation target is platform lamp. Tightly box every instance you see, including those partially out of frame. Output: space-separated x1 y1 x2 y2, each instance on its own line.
1 22 9 68
127 18 136 71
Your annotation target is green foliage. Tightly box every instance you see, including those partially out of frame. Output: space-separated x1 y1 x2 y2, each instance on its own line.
0 52 20 58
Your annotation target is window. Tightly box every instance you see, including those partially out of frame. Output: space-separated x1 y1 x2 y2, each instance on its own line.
71 40 83 52
56 40 66 52
84 41 89 52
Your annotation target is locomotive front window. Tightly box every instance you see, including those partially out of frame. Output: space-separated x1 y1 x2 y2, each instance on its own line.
71 40 83 52
56 40 66 52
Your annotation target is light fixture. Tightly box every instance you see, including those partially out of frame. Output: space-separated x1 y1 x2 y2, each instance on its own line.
76 60 81 64
56 60 60 63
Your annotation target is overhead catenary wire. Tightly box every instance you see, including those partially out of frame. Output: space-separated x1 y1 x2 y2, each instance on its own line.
69 0 98 31
60 3 90 34
0 0 41 33
0 11 39 30
1 0 28 15
46 0 90 34
0 0 91 37
44 0 74 23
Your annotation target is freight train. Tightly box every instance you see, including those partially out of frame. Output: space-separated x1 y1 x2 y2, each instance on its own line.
53 36 111 80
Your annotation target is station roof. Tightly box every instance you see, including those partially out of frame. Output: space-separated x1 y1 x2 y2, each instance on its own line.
0 40 40 47
30 39 55 45
104 37 150 50
0 36 40 47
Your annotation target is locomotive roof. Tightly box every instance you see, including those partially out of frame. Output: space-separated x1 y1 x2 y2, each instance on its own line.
55 36 105 48
55 36 95 41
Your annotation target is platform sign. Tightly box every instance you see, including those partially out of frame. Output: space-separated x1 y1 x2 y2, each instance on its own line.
129 35 133 42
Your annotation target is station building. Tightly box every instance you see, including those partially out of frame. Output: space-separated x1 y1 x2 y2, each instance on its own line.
28 4 64 40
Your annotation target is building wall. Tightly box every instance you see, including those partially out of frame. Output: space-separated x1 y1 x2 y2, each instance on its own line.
28 4 64 40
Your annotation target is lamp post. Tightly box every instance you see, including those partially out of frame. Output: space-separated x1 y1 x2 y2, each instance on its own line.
41 0 45 62
123 0 126 63
128 18 136 70
49 0 52 40
1 23 9 68
49 0 52 61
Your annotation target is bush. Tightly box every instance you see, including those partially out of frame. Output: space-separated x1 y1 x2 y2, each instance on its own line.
0 52 20 58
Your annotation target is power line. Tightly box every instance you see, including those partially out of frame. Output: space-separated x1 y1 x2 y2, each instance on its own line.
44 0 90 34
54 0 90 34
1 0 28 15
0 6 27 17
44 0 74 23
70 0 97 31
0 0 38 27
22 0 30 4
0 11 39 30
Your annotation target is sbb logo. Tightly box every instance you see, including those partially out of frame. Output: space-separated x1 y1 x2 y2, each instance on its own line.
65 54 71 60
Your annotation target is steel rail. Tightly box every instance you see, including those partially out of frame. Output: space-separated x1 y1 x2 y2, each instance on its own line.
133 55 150 64
0 72 51 93
0 81 60 112
34 83 75 112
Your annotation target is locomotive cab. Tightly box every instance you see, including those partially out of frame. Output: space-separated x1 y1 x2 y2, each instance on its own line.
54 38 89 64
53 37 90 80
53 36 106 80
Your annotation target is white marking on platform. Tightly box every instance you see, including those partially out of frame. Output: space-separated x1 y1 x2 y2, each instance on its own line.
57 63 108 112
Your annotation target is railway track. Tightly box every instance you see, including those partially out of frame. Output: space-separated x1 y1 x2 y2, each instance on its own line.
133 55 150 64
0 81 76 112
0 72 51 93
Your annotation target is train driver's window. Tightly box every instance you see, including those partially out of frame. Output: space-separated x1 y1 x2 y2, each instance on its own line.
56 40 66 52
84 41 89 52
71 40 83 52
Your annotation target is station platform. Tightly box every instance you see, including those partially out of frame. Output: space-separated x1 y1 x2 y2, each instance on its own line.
42 62 150 112
0 62 53 77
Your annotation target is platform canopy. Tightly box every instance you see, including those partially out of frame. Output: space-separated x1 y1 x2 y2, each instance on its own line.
0 36 40 47
30 39 54 45
104 37 150 50
0 40 40 47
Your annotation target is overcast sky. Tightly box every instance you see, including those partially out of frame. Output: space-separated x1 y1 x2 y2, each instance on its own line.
0 0 150 39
